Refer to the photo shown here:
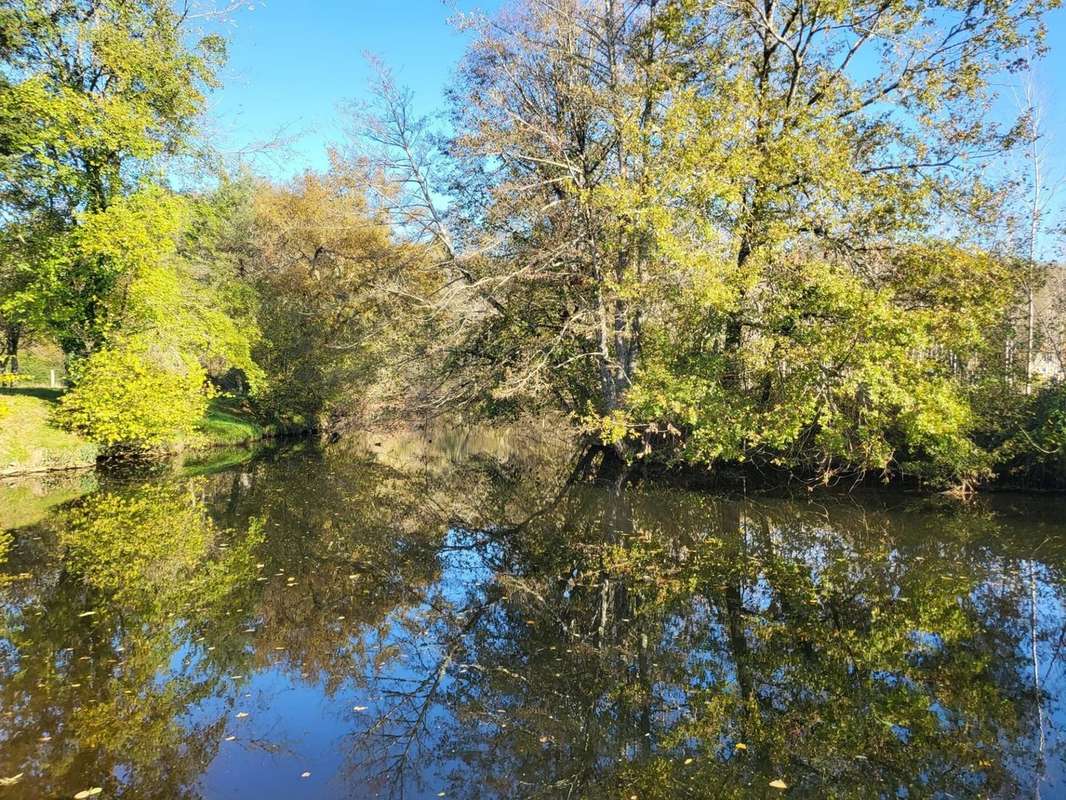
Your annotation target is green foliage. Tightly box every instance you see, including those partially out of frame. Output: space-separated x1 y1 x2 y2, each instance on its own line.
438 0 1054 488
990 382 1066 488
608 246 1009 485
0 0 230 377
55 345 209 451
0 0 223 217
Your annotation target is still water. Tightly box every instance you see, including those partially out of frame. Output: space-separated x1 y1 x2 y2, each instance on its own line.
3 430 1066 799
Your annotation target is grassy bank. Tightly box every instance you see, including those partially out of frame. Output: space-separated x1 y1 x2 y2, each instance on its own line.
186 395 269 448
0 389 278 478
0 389 98 476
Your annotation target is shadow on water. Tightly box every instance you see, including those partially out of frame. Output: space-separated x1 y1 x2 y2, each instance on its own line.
2 430 1066 798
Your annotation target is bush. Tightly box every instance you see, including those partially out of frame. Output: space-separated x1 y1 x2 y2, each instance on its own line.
55 346 209 452
991 382 1066 489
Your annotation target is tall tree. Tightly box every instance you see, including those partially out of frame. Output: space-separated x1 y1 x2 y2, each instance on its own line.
0 0 225 359
406 0 1057 484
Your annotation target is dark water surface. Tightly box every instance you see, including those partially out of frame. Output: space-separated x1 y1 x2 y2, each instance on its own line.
3 431 1066 799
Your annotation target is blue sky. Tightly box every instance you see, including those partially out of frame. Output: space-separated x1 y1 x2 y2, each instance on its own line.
204 0 502 174
205 0 1066 248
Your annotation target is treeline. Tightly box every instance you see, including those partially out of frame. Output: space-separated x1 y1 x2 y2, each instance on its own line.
1 0 1065 489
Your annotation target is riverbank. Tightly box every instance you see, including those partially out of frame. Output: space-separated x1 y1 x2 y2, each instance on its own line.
0 389 97 477
0 389 275 478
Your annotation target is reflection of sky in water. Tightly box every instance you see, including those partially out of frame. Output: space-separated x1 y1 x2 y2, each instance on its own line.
2 440 1066 799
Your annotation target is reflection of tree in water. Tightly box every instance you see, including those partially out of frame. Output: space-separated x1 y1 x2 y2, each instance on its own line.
1 438 1064 800
354 487 1066 799
0 478 263 799
0 433 571 799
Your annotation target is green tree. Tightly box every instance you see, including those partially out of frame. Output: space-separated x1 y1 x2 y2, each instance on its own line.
374 0 1057 486
245 168 433 430
0 0 225 359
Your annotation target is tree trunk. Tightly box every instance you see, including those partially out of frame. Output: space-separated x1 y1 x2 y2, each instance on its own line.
3 323 20 374
1026 283 1036 395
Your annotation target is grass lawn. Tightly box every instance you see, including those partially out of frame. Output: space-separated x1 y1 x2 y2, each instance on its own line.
0 388 98 477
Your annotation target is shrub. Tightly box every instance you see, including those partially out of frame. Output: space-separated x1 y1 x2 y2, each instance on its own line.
993 382 1066 489
55 346 209 452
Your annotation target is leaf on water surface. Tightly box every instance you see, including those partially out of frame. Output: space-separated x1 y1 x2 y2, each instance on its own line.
225 736 236 741
0 773 24 786
301 772 311 778
236 712 249 718
353 706 368 711
769 779 788 789
74 789 103 798
77 611 97 618
734 743 747 750
683 758 694 765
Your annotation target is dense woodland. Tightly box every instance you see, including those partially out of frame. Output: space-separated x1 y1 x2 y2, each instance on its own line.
1 0 1066 489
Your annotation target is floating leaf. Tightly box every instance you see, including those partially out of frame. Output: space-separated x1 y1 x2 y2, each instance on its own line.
734 743 747 751
769 779 788 790
74 789 103 799
0 773 24 786
235 712 249 718
353 705 368 712
300 772 311 778
683 757 694 765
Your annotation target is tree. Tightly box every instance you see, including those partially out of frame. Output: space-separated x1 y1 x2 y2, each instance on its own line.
0 0 225 361
245 166 435 431
399 0 1057 485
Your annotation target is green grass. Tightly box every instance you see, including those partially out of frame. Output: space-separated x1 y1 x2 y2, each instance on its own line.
188 395 268 448
0 390 272 479
0 388 98 477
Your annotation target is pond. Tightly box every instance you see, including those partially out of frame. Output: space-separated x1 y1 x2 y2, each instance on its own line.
2 430 1066 799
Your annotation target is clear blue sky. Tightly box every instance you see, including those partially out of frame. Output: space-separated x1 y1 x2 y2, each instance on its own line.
206 0 1066 246
204 0 502 175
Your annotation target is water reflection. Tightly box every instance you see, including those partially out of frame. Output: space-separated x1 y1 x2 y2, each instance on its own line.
2 433 1065 799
